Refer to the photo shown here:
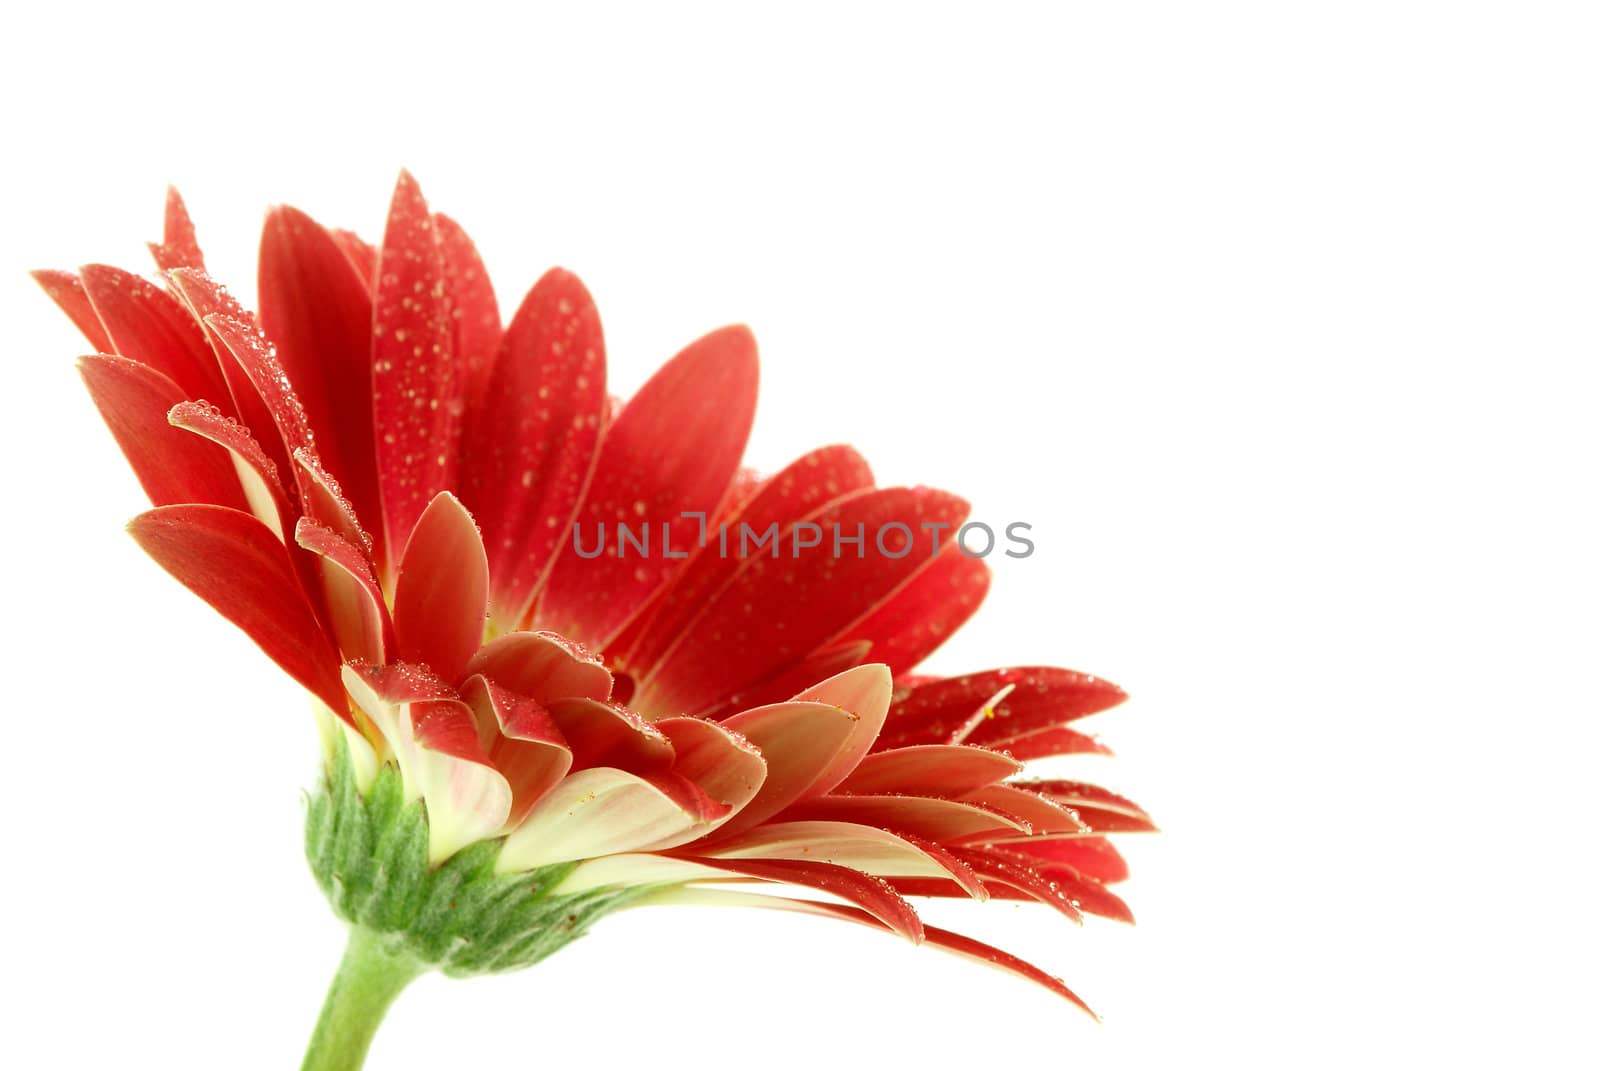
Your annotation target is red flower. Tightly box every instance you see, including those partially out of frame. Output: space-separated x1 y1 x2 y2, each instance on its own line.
37 173 1149 1021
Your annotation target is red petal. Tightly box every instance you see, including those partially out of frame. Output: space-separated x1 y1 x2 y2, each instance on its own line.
128 504 343 711
947 847 1094 923
654 716 766 818
789 664 893 798
391 492 488 684
960 785 1089 837
996 836 1130 884
458 269 605 623
295 518 392 665
80 264 233 409
976 846 1135 923
32 270 113 352
543 696 675 772
697 641 871 720
537 325 759 649
459 675 573 824
782 794 1031 843
464 631 613 704
148 187 205 273
168 401 291 537
372 171 459 562
877 667 1127 752
434 212 502 406
1009 780 1158 834
831 546 990 678
258 205 382 563
292 449 373 558
707 700 862 839
78 356 247 510
165 269 293 479
618 443 875 677
836 744 1024 797
690 857 924 941
330 229 377 287
985 725 1113 761
641 486 969 714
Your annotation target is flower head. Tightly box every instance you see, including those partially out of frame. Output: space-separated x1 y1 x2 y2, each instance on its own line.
38 173 1149 1029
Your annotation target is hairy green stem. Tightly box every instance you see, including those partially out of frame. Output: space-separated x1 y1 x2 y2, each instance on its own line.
301 926 424 1071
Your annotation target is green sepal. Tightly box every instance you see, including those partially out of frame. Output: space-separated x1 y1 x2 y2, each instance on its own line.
305 737 653 977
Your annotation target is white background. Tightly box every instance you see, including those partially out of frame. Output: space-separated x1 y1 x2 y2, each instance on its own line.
2 3 1595 1067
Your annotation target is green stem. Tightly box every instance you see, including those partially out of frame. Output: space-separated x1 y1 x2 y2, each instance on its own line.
301 926 425 1071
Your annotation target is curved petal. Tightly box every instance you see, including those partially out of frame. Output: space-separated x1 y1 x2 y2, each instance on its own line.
459 675 573 825
537 325 759 649
705 701 861 840
169 401 291 538
128 504 343 711
497 767 712 871
342 663 511 864
295 518 391 665
465 631 613 705
458 269 605 624
78 356 247 510
655 717 765 817
789 664 893 798
688 856 923 941
164 268 289 477
543 697 674 773
392 491 488 684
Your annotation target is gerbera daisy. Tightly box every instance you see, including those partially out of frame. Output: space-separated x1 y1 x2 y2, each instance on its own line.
35 172 1150 1070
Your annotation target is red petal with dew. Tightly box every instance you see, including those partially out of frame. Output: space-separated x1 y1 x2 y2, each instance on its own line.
458 269 605 624
465 631 613 704
295 518 392 665
372 171 459 561
707 700 862 839
537 325 759 649
168 401 291 537
459 675 572 824
543 697 674 773
876 667 1127 752
148 187 205 272
642 487 969 714
434 213 501 406
619 443 875 676
258 205 382 560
